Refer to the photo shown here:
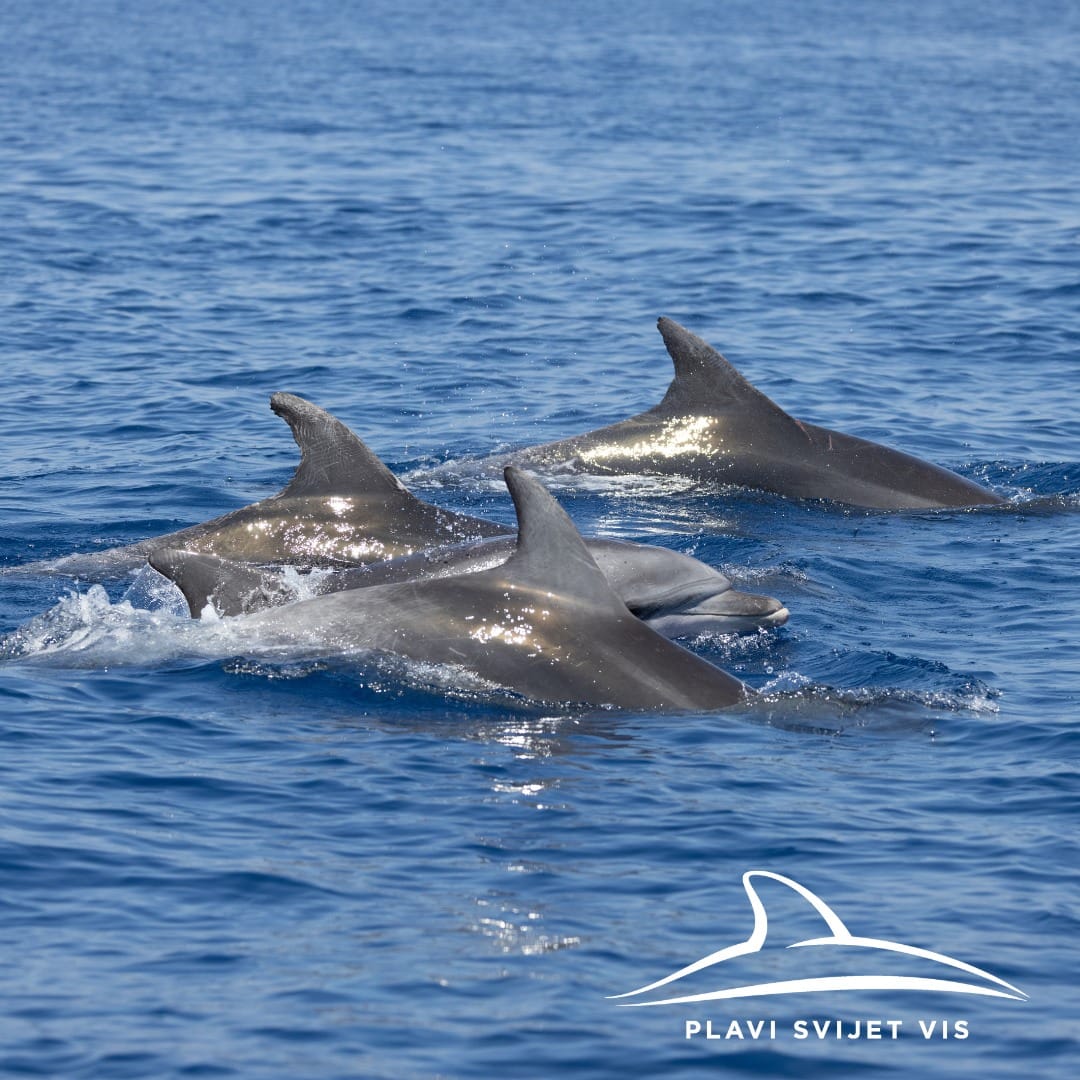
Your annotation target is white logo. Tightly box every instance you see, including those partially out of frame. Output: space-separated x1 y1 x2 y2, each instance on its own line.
610 870 1026 1006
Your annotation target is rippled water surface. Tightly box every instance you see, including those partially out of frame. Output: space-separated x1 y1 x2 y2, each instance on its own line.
2 1 1079 1077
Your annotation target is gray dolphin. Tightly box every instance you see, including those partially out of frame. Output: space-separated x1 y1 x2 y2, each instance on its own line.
149 467 752 712
12 393 787 635
146 533 788 637
11 393 507 578
500 318 1004 510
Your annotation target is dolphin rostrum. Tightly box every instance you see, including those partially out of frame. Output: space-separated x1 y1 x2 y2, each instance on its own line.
149 468 753 712
11 393 787 635
500 318 1005 510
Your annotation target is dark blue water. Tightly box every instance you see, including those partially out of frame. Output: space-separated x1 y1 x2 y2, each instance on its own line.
2 0 1078 1076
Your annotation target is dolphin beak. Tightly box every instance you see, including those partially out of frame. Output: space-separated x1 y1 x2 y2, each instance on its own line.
635 584 789 637
679 587 789 628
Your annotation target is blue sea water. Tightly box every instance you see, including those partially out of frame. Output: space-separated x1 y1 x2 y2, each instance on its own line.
1 0 1079 1076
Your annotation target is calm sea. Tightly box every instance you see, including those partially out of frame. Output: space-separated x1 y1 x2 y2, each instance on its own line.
1 1 1078 1077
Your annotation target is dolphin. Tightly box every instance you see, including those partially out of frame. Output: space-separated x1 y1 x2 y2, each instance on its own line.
8 393 508 578
500 318 1005 510
149 468 752 712
10 393 787 635
143 532 789 638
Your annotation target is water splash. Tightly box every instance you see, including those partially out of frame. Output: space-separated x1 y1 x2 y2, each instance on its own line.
0 584 224 668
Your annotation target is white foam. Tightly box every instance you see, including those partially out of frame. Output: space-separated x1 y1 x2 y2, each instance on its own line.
1 584 244 669
0 583 518 704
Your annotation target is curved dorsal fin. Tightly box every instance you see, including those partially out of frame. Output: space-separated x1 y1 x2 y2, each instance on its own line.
655 317 794 424
500 467 627 615
148 548 294 618
270 393 410 499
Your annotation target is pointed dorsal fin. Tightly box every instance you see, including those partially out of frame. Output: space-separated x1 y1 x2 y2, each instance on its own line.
148 548 295 618
500 467 627 615
270 393 411 499
655 318 795 425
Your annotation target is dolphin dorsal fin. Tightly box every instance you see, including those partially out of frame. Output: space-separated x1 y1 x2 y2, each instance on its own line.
655 318 794 424
148 548 294 618
500 468 627 614
270 393 410 499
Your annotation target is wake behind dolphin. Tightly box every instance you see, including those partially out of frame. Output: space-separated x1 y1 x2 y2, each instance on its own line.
498 319 1004 510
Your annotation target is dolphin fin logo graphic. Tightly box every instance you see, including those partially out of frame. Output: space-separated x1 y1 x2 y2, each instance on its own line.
610 871 1027 1006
